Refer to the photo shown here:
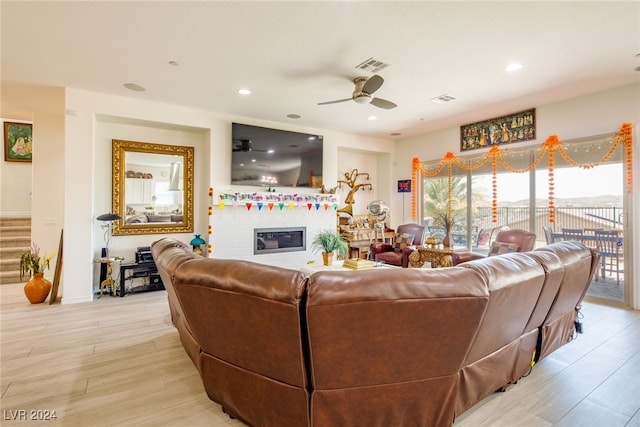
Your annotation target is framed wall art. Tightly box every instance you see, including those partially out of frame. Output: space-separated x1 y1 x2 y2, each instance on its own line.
460 108 536 152
4 121 33 162
397 179 411 193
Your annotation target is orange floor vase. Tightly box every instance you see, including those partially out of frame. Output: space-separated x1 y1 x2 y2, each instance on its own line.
24 273 52 304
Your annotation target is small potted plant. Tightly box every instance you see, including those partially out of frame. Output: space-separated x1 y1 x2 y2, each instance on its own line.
434 211 456 247
20 242 55 304
311 229 349 266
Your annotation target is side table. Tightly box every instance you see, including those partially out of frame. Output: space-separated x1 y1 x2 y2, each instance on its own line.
409 246 455 268
94 256 124 297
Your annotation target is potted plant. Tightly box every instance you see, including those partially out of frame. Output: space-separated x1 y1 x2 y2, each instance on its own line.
311 229 349 266
434 211 456 247
20 242 55 304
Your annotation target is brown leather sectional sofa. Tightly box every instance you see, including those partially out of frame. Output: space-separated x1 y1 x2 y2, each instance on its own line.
152 238 599 427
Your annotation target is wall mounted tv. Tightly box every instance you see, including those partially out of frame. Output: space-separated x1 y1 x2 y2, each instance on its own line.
231 123 323 188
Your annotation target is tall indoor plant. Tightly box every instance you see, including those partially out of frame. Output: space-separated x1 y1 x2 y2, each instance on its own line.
20 242 55 304
312 229 349 266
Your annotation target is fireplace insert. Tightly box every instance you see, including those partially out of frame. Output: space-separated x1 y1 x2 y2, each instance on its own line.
254 227 306 255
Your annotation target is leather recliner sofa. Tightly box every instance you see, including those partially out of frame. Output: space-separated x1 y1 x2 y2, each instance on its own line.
151 238 599 427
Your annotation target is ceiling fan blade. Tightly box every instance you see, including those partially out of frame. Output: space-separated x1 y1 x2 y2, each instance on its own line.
318 98 352 106
362 74 384 95
371 97 397 109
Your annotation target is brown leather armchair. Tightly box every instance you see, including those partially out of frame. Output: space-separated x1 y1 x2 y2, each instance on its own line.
370 223 426 267
451 228 536 266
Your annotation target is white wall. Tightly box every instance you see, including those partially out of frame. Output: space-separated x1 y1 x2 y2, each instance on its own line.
395 84 640 178
1 83 65 285
0 118 32 216
210 192 339 269
1 83 35 217
59 88 395 303
3 82 636 307
395 83 640 309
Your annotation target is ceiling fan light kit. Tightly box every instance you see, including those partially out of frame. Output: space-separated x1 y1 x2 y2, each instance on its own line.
354 94 372 104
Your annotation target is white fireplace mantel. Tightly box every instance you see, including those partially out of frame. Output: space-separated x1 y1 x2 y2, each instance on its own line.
208 191 341 269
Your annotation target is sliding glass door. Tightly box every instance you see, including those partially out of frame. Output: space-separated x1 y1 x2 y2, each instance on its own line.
421 133 629 304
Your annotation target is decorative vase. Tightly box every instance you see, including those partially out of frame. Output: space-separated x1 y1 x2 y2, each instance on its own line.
442 229 452 248
322 252 334 266
24 273 52 304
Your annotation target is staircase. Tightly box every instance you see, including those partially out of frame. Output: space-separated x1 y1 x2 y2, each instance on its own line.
0 216 31 284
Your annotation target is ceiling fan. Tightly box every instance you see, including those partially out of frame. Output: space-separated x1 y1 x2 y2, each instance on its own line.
232 139 268 153
318 75 397 109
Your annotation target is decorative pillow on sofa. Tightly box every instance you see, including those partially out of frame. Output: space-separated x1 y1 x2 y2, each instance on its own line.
394 233 414 252
488 241 518 256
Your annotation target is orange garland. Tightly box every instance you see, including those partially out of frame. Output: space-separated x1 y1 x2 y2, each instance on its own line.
411 157 419 220
618 122 634 192
490 147 498 222
411 123 633 224
541 135 561 223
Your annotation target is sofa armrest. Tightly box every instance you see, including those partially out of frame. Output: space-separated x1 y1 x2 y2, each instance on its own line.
451 251 486 266
400 245 419 268
370 242 393 255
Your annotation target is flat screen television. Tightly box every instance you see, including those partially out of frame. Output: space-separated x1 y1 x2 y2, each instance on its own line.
231 123 323 188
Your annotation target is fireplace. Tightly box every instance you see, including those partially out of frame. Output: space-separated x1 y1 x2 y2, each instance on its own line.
254 227 306 255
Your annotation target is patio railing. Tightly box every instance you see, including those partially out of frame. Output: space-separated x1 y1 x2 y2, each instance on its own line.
436 206 624 248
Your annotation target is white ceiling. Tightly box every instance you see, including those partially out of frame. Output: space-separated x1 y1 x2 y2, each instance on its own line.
2 1 639 139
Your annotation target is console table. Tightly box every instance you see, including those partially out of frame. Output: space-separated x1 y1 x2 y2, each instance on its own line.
409 246 455 268
118 261 163 297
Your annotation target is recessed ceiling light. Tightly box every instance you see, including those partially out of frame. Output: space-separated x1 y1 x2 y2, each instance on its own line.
505 63 523 72
368 116 377 121
287 113 302 119
267 149 275 154
237 88 251 95
251 159 256 163
124 83 146 92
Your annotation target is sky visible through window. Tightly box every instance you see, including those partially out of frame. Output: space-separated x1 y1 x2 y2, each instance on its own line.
474 163 622 203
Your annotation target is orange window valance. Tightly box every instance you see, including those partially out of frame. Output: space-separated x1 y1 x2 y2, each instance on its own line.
411 122 633 223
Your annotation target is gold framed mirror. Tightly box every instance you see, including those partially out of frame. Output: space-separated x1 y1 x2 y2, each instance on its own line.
112 139 194 235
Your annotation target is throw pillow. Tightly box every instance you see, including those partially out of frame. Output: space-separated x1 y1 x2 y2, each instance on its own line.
394 233 414 252
488 241 518 256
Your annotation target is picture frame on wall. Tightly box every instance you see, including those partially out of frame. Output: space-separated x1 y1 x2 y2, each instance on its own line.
397 179 411 193
4 121 33 162
460 108 536 152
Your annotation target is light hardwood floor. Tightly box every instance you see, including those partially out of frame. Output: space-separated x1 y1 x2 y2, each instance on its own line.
1 283 638 426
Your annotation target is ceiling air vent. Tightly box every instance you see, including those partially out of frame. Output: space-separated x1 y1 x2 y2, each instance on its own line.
430 94 456 104
355 57 389 73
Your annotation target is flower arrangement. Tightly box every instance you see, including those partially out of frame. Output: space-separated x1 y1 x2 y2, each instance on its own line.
311 229 348 258
19 242 55 280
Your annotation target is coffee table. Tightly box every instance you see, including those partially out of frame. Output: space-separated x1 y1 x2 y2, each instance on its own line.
300 260 399 277
408 246 455 268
